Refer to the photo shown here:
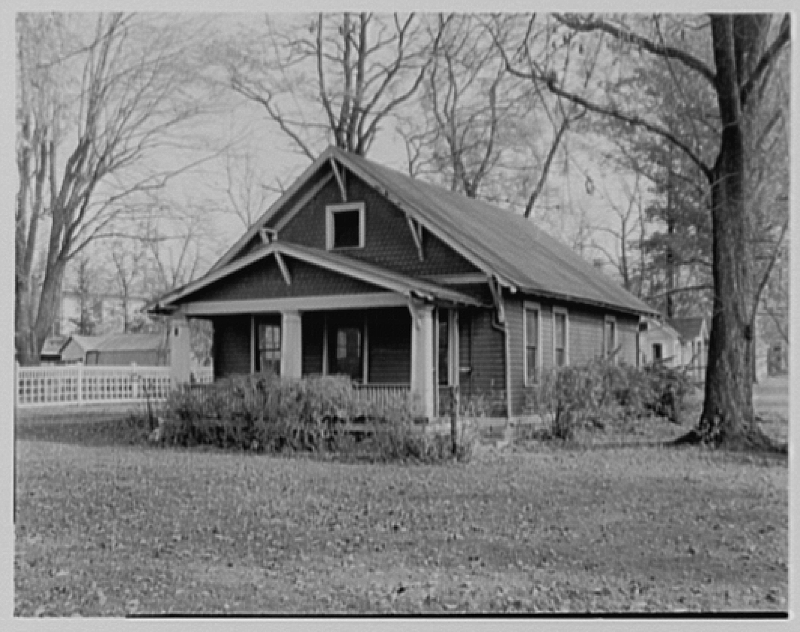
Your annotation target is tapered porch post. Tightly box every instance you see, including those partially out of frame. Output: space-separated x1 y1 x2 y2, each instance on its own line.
169 315 192 387
410 303 435 419
281 311 302 378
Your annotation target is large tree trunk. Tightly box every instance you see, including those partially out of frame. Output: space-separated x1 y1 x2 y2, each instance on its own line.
32 257 68 360
698 174 757 445
692 16 773 449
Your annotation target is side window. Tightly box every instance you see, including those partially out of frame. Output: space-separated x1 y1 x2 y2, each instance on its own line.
604 315 617 361
326 203 365 250
553 308 568 367
652 342 663 362
524 303 540 385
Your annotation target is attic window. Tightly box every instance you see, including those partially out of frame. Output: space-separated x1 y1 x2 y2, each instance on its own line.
326 203 365 250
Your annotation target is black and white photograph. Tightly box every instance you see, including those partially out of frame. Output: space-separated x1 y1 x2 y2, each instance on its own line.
11 3 791 620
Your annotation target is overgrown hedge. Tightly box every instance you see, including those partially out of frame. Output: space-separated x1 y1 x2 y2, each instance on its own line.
525 358 692 441
149 375 473 463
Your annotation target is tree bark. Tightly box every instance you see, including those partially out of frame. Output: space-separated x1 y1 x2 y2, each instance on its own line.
694 15 764 448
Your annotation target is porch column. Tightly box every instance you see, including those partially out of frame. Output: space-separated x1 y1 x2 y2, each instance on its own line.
281 311 302 378
169 316 192 387
410 303 435 419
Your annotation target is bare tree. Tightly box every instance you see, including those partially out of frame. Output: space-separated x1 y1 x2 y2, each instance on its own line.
498 13 790 448
222 146 273 230
67 255 102 336
15 13 214 364
109 238 147 333
219 13 433 161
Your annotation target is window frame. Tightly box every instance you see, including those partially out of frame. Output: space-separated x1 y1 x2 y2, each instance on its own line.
552 306 569 368
523 301 542 385
326 202 366 251
604 314 617 362
256 320 282 376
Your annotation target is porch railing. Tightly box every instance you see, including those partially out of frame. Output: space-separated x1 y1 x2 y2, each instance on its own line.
353 383 418 413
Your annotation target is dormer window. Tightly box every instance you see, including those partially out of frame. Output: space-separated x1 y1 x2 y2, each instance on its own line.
326 203 365 250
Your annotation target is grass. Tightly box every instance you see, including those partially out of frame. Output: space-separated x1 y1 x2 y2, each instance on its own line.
14 412 788 616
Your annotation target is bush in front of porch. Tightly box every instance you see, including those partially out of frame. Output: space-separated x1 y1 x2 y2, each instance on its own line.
153 375 473 463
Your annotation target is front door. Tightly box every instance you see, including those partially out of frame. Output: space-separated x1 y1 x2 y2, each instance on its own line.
327 313 364 381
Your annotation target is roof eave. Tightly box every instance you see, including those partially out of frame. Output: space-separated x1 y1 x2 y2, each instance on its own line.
515 284 657 317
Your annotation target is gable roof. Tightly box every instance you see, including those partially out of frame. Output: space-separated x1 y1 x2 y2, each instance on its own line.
92 333 167 353
150 241 483 313
41 336 70 358
191 146 657 316
669 317 707 342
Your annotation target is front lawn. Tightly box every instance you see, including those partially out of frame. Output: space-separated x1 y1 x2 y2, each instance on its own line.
14 423 788 615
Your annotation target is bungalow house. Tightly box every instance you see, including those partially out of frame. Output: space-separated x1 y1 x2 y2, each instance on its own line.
149 146 656 420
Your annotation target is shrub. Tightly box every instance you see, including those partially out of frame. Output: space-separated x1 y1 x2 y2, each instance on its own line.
155 375 467 463
525 358 692 440
643 363 692 423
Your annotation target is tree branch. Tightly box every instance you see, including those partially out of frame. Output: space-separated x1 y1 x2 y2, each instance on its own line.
554 14 716 84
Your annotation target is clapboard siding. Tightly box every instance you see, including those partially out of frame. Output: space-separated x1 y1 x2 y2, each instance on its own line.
617 315 639 366
212 315 251 377
504 297 526 416
458 307 506 415
188 256 380 304
277 174 480 278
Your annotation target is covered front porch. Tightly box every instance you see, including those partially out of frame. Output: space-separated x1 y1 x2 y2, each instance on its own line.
169 298 463 420
152 240 483 420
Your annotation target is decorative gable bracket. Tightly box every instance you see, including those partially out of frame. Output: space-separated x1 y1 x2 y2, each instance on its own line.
259 228 277 244
274 252 292 286
406 216 424 262
488 275 507 324
330 157 347 202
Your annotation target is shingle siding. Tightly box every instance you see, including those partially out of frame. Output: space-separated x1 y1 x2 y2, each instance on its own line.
276 175 480 278
367 308 411 384
302 312 325 376
212 315 251 377
187 257 381 304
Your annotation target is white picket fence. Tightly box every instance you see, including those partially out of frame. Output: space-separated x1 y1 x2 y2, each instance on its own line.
15 364 214 408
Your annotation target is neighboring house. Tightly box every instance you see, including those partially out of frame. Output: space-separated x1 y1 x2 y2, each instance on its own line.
52 333 169 366
83 333 169 366
639 318 682 368
149 146 656 420
39 336 71 365
59 335 98 364
669 317 709 381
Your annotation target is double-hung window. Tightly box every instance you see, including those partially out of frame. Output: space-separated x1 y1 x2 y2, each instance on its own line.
553 308 568 368
604 315 617 361
524 302 541 385
257 320 281 376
